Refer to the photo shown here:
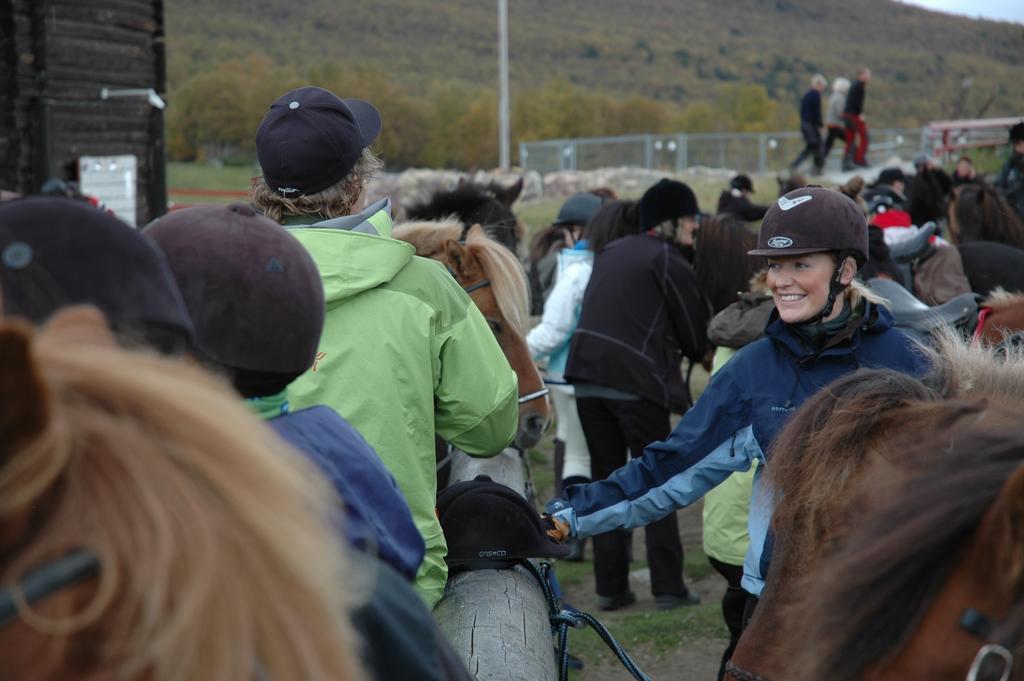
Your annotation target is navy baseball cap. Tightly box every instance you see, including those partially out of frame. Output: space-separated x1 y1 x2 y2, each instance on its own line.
256 86 382 198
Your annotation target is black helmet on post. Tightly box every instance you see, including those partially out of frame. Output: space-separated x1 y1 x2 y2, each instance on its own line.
145 203 325 396
437 475 570 571
748 186 869 265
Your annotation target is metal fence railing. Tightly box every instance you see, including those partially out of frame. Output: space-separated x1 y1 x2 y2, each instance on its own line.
922 117 1023 158
519 128 925 176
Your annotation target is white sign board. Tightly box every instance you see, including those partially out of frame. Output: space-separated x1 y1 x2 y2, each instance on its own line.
79 155 137 226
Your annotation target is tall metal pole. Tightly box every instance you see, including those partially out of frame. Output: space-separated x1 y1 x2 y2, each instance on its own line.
498 0 510 170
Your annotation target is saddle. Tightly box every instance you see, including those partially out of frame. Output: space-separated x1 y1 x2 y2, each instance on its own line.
886 223 938 292
868 277 978 339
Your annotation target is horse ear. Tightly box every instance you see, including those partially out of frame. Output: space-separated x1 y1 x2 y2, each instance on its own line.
465 223 488 242
0 321 51 461
443 238 482 285
495 177 524 207
444 239 469 281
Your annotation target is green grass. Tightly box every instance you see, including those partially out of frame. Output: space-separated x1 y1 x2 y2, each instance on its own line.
517 198 563 235
565 605 727 679
167 161 256 195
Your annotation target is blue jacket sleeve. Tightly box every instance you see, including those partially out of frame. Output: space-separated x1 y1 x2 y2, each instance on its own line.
550 366 762 538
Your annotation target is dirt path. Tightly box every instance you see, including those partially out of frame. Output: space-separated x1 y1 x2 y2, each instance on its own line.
558 502 731 681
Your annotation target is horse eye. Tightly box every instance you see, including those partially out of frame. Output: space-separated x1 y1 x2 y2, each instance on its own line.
487 319 503 335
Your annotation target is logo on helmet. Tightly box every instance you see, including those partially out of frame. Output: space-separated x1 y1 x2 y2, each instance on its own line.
777 195 813 211
768 236 794 248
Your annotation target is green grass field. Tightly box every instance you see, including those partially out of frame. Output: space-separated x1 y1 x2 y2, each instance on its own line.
167 162 255 206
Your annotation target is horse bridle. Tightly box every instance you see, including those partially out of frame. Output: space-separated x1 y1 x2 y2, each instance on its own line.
961 605 1024 681
0 549 98 629
455 277 550 407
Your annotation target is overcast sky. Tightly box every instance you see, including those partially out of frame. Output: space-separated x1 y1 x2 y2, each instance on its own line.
898 0 1024 24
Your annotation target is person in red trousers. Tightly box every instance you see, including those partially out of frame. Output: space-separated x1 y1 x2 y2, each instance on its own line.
842 68 871 171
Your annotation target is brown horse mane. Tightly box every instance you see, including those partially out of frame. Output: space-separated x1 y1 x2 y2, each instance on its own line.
799 413 1024 681
695 214 760 313
952 184 1024 249
394 220 530 334
766 369 941 552
0 309 364 681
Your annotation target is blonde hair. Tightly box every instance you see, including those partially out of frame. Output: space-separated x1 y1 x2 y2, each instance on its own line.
252 147 383 224
847 277 889 310
0 308 366 681
832 77 851 95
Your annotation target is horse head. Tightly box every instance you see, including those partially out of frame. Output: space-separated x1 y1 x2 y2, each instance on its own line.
765 332 1024 681
951 185 1024 250
728 369 943 681
407 178 527 256
393 221 551 450
793 402 1024 681
443 225 550 449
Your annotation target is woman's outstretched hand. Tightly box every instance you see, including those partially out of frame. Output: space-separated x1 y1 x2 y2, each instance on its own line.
542 514 570 543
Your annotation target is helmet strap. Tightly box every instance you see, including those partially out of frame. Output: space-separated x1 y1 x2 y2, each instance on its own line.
805 256 851 325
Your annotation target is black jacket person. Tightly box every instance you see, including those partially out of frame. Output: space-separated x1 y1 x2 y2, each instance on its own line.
717 175 769 222
563 178 712 611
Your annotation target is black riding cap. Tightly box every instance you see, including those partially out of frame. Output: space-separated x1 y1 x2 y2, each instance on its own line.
639 179 700 229
730 174 755 193
748 186 869 264
437 475 570 570
0 197 194 346
145 203 325 376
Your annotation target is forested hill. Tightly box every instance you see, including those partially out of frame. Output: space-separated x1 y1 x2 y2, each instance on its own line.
166 0 1023 126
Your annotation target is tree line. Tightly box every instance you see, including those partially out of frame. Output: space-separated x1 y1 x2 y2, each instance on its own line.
167 54 799 170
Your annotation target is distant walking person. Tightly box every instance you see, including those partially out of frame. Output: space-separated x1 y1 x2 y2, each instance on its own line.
791 74 826 175
843 68 871 170
822 77 850 162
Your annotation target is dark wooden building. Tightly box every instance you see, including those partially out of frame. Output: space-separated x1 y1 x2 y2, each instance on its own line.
0 0 166 225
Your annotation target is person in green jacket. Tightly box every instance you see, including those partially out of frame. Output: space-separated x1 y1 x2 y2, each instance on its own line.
702 279 773 681
251 86 519 608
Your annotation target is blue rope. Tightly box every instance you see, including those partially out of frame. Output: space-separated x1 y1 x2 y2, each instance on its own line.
521 560 652 681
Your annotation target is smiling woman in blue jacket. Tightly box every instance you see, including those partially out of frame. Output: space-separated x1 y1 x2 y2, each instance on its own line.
547 186 928 609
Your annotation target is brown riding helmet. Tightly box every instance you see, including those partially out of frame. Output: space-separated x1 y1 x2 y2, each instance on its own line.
748 186 868 265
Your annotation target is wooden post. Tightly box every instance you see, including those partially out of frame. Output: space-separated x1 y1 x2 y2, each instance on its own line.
435 448 557 681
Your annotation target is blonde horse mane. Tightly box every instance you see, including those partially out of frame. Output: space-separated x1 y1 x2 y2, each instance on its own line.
394 220 530 335
0 308 365 681
923 324 1024 403
981 286 1024 310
